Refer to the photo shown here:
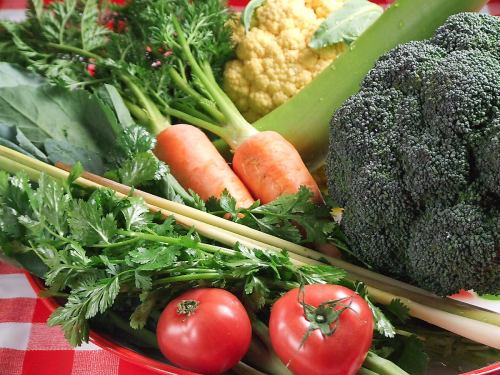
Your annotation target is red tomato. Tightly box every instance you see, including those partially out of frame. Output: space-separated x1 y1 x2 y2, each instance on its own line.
269 284 373 375
157 288 252 375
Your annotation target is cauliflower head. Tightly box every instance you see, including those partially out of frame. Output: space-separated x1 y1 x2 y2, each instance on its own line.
224 0 347 122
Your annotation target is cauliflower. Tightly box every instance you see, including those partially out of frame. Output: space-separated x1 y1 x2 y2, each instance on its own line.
224 0 347 122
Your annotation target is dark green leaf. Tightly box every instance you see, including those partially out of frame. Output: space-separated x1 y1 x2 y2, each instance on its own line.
394 335 429 375
387 299 410 323
44 139 105 175
0 84 100 150
309 0 383 48
134 270 152 291
129 246 179 271
242 0 265 33
369 301 396 338
98 84 135 128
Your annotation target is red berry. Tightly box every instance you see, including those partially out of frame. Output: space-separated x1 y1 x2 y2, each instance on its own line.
87 63 96 77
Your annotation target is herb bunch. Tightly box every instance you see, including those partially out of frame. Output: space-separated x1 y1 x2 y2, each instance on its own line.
0 0 234 133
0 170 347 346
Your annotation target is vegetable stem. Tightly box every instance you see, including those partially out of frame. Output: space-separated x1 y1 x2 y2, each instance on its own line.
171 17 258 149
119 75 170 134
154 273 222 285
46 42 101 60
168 67 226 124
118 230 236 256
363 352 409 375
107 311 159 349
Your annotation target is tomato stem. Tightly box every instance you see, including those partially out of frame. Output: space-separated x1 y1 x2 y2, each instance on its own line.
298 287 354 348
176 300 200 316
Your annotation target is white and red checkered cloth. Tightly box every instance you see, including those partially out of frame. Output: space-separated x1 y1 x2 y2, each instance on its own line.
0 261 163 375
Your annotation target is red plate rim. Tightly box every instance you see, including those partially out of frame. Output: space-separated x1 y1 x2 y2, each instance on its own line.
24 271 202 375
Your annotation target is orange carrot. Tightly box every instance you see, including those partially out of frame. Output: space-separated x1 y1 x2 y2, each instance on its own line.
232 131 322 204
154 124 254 207
168 18 323 206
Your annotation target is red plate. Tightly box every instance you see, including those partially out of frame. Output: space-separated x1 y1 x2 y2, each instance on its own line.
24 271 202 375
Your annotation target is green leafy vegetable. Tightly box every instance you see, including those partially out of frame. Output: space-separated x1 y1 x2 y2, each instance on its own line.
205 187 346 246
0 171 349 346
0 62 43 87
309 0 383 49
387 299 410 324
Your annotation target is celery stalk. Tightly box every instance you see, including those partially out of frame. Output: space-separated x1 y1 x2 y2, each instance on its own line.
252 0 489 170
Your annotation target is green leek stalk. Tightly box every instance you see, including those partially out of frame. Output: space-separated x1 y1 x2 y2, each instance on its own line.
252 0 489 169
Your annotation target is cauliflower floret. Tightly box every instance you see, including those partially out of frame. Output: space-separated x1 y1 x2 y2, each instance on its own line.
224 0 347 122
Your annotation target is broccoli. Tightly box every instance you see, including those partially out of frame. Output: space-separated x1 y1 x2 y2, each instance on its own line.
326 13 499 296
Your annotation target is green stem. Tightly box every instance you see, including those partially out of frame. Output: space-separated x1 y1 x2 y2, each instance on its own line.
359 368 380 375
107 311 159 349
251 318 274 351
363 352 409 375
117 230 236 256
124 100 150 127
46 42 101 60
171 17 258 150
244 337 292 375
119 75 170 135
168 68 226 124
233 362 268 375
91 237 141 249
156 101 229 139
171 101 219 124
154 272 222 285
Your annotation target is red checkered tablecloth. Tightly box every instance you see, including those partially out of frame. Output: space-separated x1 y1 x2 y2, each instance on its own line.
0 261 166 375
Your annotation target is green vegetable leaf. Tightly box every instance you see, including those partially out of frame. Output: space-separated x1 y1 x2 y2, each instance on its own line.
394 335 429 375
44 139 105 174
129 245 179 271
81 0 110 51
31 173 70 235
121 198 150 230
97 85 135 129
387 299 410 323
116 126 156 158
0 62 43 88
68 200 117 245
67 162 84 186
309 0 383 48
242 0 265 33
0 83 104 152
48 276 121 346
0 124 48 162
114 152 167 187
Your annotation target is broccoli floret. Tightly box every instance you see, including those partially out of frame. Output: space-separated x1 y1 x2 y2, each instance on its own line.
327 13 500 295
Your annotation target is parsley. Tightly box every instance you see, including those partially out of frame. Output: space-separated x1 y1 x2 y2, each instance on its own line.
0 172 348 346
206 186 348 247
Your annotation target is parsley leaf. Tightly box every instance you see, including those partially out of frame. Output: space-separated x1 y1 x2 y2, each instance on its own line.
68 200 117 245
